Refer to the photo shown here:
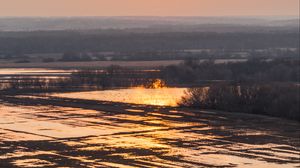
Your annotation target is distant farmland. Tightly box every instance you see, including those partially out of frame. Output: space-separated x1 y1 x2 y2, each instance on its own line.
0 60 182 69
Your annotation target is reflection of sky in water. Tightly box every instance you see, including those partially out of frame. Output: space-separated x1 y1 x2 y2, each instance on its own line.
52 88 187 107
0 68 73 75
0 104 300 168
0 103 299 167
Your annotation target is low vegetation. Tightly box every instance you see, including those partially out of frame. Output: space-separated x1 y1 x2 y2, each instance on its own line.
180 83 300 121
175 58 300 121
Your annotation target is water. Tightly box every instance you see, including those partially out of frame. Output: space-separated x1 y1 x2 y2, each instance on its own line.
0 68 73 75
51 88 187 107
0 68 72 81
0 100 299 167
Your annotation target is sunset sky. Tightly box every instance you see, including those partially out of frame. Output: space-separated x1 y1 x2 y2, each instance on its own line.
0 0 299 17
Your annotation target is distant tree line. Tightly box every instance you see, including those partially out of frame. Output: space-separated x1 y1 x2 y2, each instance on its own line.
0 31 298 55
161 58 300 84
2 48 298 62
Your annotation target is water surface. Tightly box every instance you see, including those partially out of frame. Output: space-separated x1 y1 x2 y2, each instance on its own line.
51 88 187 107
0 68 72 75
0 97 299 168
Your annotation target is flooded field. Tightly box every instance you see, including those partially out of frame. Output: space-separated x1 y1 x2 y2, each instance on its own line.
0 68 73 75
0 68 73 81
0 68 299 167
0 93 299 168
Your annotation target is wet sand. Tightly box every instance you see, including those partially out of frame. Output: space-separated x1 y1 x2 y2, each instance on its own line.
0 95 299 167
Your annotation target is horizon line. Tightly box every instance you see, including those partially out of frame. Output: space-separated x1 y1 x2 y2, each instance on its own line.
0 15 299 18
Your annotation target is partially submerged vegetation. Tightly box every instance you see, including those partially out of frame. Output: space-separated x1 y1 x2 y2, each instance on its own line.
0 65 163 93
171 59 300 121
180 83 300 121
172 58 300 121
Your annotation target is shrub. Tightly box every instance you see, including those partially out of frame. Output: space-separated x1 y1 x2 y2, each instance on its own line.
180 83 300 121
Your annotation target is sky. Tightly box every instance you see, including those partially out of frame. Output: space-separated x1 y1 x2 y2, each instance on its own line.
0 0 299 17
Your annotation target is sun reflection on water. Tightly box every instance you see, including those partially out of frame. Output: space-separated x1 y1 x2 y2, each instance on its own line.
51 87 187 107
1 101 299 167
